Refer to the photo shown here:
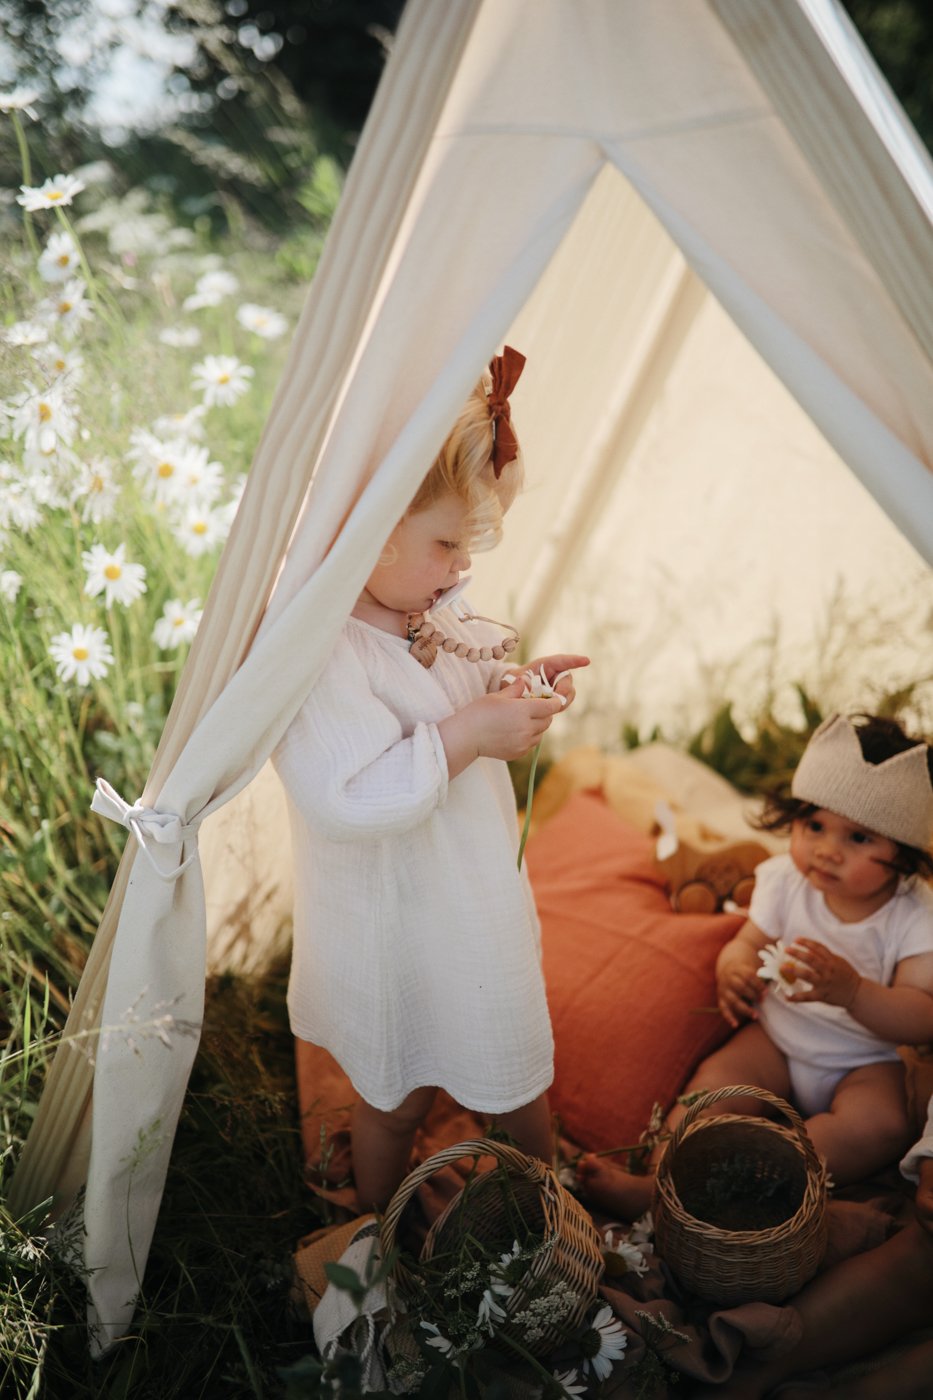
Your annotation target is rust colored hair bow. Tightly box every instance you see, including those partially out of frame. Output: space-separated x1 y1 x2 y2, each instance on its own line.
488 344 526 477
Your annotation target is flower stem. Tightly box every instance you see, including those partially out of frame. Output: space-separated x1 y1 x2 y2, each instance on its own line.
10 111 40 257
516 741 540 871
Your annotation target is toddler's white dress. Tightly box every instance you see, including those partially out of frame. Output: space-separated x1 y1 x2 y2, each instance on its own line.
273 607 554 1113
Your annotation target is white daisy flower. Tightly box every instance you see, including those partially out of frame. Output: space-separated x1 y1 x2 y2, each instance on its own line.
158 325 202 349
4 320 49 347
17 173 86 211
580 1304 629 1382
552 1370 587 1398
73 458 119 524
0 569 22 603
191 354 253 408
175 503 229 556
419 1321 454 1356
152 597 202 650
182 267 239 311
131 435 206 506
150 403 206 440
49 622 113 686
236 302 288 339
39 278 93 339
0 87 40 117
757 943 812 998
173 452 225 506
9 381 78 456
477 1285 508 1334
35 342 84 386
38 230 81 283
602 1227 651 1276
629 1210 654 1245
82 542 147 608
0 481 42 532
505 663 572 706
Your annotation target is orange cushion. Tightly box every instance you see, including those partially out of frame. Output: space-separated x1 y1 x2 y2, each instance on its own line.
525 791 745 1153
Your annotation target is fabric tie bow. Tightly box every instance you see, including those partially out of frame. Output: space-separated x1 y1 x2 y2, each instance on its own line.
91 777 200 883
488 344 526 477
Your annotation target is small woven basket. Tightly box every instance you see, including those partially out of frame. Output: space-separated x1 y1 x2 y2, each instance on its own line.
380 1138 604 1356
653 1085 828 1305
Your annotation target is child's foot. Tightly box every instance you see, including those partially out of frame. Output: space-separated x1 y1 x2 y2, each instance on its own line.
576 1153 655 1219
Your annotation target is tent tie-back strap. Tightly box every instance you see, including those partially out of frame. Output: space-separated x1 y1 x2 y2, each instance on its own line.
91 777 200 884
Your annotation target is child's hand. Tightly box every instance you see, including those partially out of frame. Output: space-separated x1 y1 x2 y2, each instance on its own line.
916 1158 933 1235
716 942 765 1028
438 679 563 775
783 939 862 1010
519 654 590 709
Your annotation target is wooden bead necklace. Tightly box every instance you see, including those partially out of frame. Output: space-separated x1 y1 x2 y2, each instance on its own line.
406 611 519 669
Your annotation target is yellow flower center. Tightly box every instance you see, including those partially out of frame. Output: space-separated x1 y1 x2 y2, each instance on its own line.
157 462 174 478
48 190 64 202
90 475 104 493
54 358 66 372
104 564 122 580
173 616 185 627
217 373 230 384
192 520 208 535
72 645 89 660
57 253 70 266
58 300 72 314
38 402 52 421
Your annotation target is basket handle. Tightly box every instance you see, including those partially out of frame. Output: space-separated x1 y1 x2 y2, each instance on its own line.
380 1137 549 1261
664 1084 824 1178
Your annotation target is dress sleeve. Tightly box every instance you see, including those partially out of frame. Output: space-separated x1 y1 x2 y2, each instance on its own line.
274 636 449 842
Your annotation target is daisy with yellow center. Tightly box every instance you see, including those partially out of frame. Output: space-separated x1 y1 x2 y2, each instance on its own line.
191 353 254 408
152 598 203 650
48 622 113 686
176 504 229 557
17 172 86 212
82 542 147 608
38 230 80 283
236 302 288 340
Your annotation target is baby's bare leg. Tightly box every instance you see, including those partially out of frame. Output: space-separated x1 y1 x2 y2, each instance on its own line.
352 1085 438 1211
579 1024 791 1220
805 1060 911 1185
493 1091 553 1163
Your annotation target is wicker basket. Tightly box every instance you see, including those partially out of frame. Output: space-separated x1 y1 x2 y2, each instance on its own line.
653 1085 828 1305
380 1138 604 1356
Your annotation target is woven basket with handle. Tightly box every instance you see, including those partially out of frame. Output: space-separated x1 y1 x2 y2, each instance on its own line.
380 1137 604 1356
653 1085 828 1304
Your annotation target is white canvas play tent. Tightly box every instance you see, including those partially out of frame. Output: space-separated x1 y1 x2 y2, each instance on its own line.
9 0 933 1350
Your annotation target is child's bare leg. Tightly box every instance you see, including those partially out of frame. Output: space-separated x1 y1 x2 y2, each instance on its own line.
579 1024 791 1221
351 1085 437 1211
493 1091 553 1163
693 1221 933 1398
805 1061 911 1185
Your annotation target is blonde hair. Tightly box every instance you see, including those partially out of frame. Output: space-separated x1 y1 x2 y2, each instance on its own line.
407 374 524 550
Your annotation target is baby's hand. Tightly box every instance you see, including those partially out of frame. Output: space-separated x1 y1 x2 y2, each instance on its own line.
716 943 765 1028
515 654 590 709
456 679 563 762
784 939 861 1009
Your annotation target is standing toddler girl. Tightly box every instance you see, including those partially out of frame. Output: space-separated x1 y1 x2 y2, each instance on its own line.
275 348 588 1209
581 712 933 1215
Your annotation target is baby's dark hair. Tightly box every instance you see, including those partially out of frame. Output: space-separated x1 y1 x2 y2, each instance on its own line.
754 714 933 880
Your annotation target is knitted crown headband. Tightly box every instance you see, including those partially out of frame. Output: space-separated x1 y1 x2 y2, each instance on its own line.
791 714 933 852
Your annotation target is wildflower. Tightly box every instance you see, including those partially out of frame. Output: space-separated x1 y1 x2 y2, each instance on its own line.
477 1285 508 1334
630 1210 654 1245
183 267 239 311
175 503 229 556
158 325 202 349
419 1321 454 1356
757 943 811 998
39 278 93 339
236 302 288 339
131 434 209 506
0 87 40 118
9 381 78 455
191 353 253 407
602 1226 650 1276
151 404 206 440
506 663 571 706
0 478 43 532
152 597 202 650
36 342 84 386
73 458 119 524
552 1370 587 1398
1 569 22 602
4 320 48 347
82 542 147 608
579 1304 628 1382
38 230 81 283
49 622 113 686
17 172 86 211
